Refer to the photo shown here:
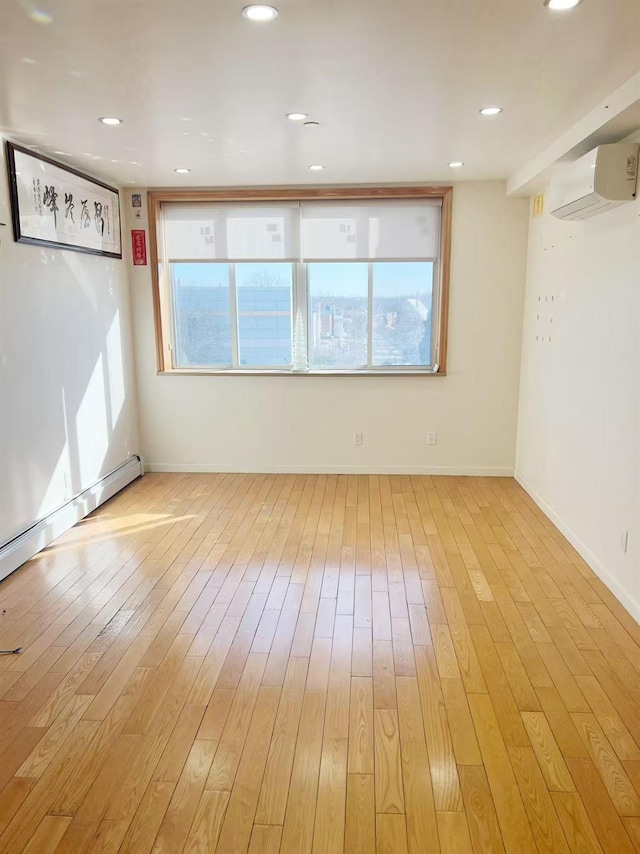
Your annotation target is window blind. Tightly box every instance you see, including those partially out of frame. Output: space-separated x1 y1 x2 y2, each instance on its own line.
163 202 300 261
299 199 441 261
162 198 441 262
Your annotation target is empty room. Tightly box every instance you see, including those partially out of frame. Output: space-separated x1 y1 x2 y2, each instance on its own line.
0 0 639 851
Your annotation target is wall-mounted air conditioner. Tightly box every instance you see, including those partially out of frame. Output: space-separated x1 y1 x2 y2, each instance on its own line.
549 143 639 221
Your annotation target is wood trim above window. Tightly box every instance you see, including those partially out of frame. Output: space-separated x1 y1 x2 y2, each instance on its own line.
147 185 453 375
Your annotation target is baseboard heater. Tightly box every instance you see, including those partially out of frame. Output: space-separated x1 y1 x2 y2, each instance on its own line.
0 455 143 585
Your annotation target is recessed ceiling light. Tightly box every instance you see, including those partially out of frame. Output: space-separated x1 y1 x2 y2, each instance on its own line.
286 112 308 122
309 165 324 171
174 168 191 173
99 117 123 126
544 0 582 9
448 161 464 168
242 4 278 21
479 106 503 116
304 121 320 127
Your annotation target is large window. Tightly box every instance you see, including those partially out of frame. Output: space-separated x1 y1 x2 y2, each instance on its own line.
151 190 451 374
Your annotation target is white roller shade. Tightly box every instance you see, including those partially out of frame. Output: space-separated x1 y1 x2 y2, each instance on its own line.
162 198 442 262
300 199 441 261
163 202 300 261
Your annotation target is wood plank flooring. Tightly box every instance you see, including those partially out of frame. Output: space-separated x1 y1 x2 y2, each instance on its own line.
1 472 639 852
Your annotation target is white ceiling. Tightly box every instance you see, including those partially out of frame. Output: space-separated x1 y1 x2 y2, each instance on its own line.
1 0 639 188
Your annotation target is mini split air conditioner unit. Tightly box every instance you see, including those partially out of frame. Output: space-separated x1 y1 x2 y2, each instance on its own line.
549 143 639 221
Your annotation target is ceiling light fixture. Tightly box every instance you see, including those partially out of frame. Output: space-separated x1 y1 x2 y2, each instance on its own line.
479 106 503 116
309 165 324 171
241 4 278 21
304 121 320 127
174 168 191 173
99 116 123 126
544 0 582 9
286 112 308 121
448 161 464 168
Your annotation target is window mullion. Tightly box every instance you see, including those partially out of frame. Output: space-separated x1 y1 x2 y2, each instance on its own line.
229 263 239 368
367 262 374 368
296 263 308 367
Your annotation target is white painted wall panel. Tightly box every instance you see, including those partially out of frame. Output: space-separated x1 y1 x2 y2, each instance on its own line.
0 143 140 547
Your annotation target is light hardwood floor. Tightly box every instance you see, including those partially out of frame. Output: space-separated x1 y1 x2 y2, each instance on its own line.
1 473 640 853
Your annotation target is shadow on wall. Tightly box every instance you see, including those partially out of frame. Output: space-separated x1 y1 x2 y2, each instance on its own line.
0 240 137 546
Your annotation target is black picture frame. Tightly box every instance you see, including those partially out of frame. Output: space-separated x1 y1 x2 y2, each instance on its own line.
5 140 122 259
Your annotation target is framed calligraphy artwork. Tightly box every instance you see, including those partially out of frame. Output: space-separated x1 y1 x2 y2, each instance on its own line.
5 141 122 258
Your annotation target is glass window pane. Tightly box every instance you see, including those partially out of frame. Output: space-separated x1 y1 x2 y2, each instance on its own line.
308 263 368 368
236 263 293 366
372 262 434 366
172 263 232 366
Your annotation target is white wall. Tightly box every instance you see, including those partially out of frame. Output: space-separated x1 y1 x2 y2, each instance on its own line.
516 195 640 618
0 143 140 546
128 182 529 475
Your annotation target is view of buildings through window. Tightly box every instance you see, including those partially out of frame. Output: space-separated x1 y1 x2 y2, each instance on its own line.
171 260 434 369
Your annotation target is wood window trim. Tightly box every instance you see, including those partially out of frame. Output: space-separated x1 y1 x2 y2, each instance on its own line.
147 185 453 376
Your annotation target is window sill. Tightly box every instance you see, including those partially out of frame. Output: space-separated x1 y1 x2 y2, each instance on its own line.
158 368 444 377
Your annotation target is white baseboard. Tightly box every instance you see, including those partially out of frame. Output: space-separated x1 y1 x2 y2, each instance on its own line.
145 462 514 476
514 468 640 624
0 456 143 584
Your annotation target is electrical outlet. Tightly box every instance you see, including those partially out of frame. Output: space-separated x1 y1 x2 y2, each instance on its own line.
620 529 629 553
426 431 437 446
353 432 363 446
